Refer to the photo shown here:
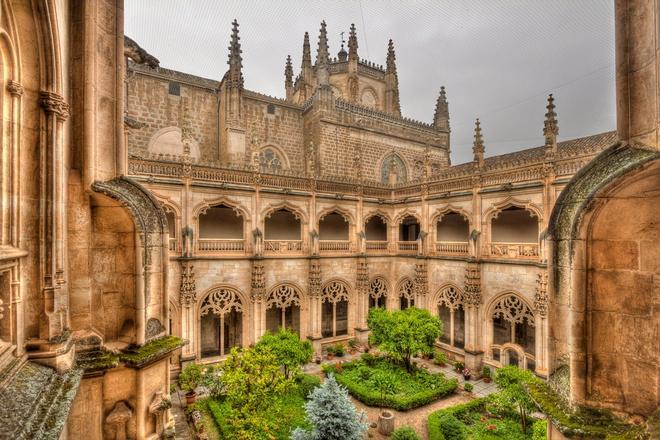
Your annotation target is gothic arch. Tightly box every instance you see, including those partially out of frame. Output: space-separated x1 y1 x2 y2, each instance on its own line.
393 209 421 225
258 144 290 169
368 276 390 299
261 201 308 225
396 276 415 302
486 291 535 326
321 278 352 301
430 205 471 226
431 283 464 309
483 197 543 224
152 194 181 219
317 205 355 225
363 210 391 225
265 283 304 309
147 126 201 159
193 196 248 220
379 152 409 184
360 86 379 109
198 285 245 315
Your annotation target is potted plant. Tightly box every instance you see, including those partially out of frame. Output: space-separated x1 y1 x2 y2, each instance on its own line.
347 338 358 354
433 350 447 367
464 382 474 393
325 346 334 360
314 354 322 364
179 363 203 405
482 366 492 383
462 367 471 381
333 343 345 358
454 361 464 373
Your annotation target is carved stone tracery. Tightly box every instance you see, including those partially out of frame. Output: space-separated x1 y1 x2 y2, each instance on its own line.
321 280 349 304
369 277 388 299
463 261 482 306
200 287 243 316
437 286 463 310
492 294 535 326
308 259 322 298
534 272 548 317
413 262 428 298
398 278 415 301
266 284 301 309
179 261 197 306
251 261 266 301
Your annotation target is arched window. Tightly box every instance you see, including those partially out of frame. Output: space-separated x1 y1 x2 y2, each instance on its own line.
380 154 407 184
437 286 465 349
259 148 284 172
399 215 420 242
365 215 388 241
162 205 178 252
368 277 388 309
319 212 349 240
264 208 303 254
490 206 539 258
490 294 535 370
200 287 243 358
398 278 415 309
321 281 349 338
265 284 301 335
436 211 469 255
198 204 245 253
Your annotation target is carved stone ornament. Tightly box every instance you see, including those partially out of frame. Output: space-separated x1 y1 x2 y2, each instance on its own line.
6 80 23 96
369 277 388 299
534 272 549 317
266 284 301 309
180 261 197 306
200 287 243 317
39 91 70 120
492 294 535 326
251 261 266 301
413 262 428 297
322 280 349 304
399 278 415 301
146 318 165 338
148 391 172 437
463 261 482 306
105 401 133 440
308 259 322 297
437 286 463 310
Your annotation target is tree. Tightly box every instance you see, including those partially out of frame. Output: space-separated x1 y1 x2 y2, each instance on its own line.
367 307 443 372
220 346 293 435
291 374 368 440
493 365 537 433
255 328 313 378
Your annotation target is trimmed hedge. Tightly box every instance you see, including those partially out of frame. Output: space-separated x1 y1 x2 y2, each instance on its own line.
324 360 458 411
427 396 490 440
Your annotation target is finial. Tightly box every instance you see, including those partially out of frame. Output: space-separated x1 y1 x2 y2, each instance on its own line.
338 31 348 61
386 39 396 72
433 86 449 130
473 118 485 167
348 23 358 61
226 19 243 88
316 20 329 66
302 32 311 68
544 94 558 152
285 55 294 96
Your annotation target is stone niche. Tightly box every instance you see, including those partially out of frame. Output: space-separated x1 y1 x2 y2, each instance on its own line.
585 160 659 416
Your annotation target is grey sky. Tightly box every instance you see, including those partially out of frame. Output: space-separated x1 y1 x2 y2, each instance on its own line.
125 1 615 165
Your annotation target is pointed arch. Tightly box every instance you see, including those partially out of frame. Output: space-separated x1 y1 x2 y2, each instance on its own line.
193 196 249 220
430 205 471 225
198 284 246 358
261 200 308 224
393 208 421 225
379 152 409 184
258 144 290 170
430 283 464 309
483 197 543 224
363 210 391 225
317 205 355 225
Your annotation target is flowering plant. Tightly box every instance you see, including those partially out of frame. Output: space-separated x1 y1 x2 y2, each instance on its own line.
462 367 471 376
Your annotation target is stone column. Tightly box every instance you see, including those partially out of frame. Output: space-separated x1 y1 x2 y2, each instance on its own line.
250 258 266 341
463 260 483 373
179 260 197 361
308 257 322 353
534 272 549 378
354 257 369 342
413 259 428 309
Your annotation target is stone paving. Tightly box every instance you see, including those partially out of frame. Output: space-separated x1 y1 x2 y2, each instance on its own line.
171 389 194 440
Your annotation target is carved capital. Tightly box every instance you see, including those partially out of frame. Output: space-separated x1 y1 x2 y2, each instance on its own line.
40 91 70 120
6 80 23 96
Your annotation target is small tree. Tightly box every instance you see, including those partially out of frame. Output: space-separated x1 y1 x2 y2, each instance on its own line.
493 365 537 433
255 328 313 378
291 374 367 440
220 346 293 435
367 307 443 372
178 363 203 395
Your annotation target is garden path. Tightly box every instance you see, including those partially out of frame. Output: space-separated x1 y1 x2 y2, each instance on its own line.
303 354 499 439
171 389 194 439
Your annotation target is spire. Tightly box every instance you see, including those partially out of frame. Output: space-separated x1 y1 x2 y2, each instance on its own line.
384 39 401 116
316 21 330 86
226 19 243 89
316 21 330 66
348 23 358 61
473 118 485 167
433 86 450 131
302 32 311 69
285 55 294 100
543 94 558 153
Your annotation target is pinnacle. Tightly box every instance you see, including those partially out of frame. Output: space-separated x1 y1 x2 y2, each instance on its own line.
544 93 558 138
316 20 330 65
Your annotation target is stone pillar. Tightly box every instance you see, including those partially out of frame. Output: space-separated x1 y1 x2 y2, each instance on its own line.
615 0 660 151
308 257 322 352
413 259 428 309
463 260 483 373
354 257 369 342
179 260 197 361
250 258 266 341
534 272 549 378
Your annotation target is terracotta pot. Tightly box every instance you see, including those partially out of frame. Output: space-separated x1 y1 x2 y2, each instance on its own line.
327 353 334 360
483 377 492 383
185 391 197 405
377 410 395 435
463 374 471 381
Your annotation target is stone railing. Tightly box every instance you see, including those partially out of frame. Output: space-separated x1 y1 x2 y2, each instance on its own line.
488 242 539 259
264 240 304 254
397 241 418 254
366 241 388 252
319 240 351 253
197 239 245 253
435 241 469 255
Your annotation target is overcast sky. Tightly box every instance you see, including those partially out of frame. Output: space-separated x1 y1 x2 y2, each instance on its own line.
125 1 615 165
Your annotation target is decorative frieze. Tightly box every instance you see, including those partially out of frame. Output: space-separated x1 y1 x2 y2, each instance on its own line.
356 257 368 295
413 261 428 298
250 260 266 302
463 261 482 306
179 261 197 306
39 91 70 120
534 272 549 317
308 258 321 298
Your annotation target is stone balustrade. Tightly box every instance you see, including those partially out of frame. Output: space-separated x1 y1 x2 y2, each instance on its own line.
397 241 418 254
197 239 245 253
318 240 351 253
488 242 539 259
264 240 304 254
434 241 469 255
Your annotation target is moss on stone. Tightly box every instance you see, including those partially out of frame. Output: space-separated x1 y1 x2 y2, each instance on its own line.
76 349 120 372
527 380 646 439
120 335 185 367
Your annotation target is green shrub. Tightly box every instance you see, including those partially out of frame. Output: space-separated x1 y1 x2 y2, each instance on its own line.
179 363 203 393
433 350 447 365
453 361 464 371
333 343 345 357
348 338 358 349
438 413 466 440
325 345 335 355
482 365 492 378
296 374 321 398
356 365 372 381
428 397 489 440
463 382 473 393
391 426 422 440
532 419 547 440
361 352 378 366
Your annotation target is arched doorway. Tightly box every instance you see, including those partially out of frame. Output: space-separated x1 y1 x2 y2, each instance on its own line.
199 287 244 358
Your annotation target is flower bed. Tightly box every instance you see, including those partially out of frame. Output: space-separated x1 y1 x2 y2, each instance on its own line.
323 357 457 411
427 395 546 440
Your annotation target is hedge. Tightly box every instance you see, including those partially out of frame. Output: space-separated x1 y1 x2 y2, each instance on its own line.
427 396 491 440
325 362 458 411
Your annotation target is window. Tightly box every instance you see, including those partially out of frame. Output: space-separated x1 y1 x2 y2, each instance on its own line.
259 148 283 172
168 82 180 96
265 284 301 334
436 212 469 242
380 154 407 184
365 215 388 241
436 286 465 349
319 212 349 240
264 209 301 240
200 287 243 357
198 204 243 239
321 281 349 338
398 278 415 309
489 294 536 370
399 216 420 242
368 277 388 309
